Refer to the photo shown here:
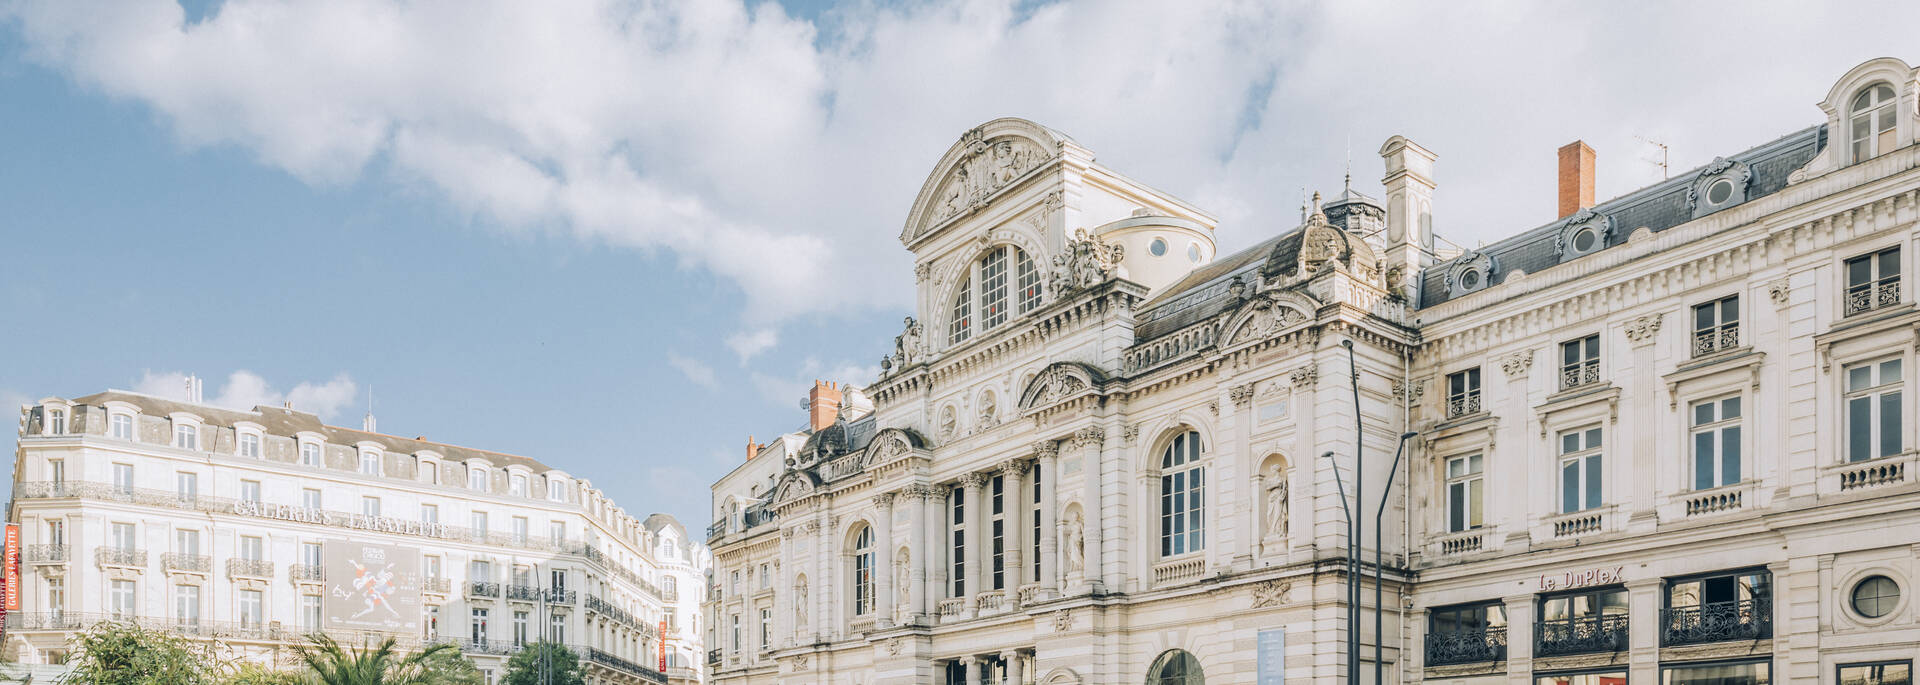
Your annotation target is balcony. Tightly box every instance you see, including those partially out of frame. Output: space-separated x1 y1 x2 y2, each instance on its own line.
94 547 147 569
290 564 326 582
706 520 727 540
423 577 451 594
1845 279 1900 317
1662 598 1771 646
1692 325 1740 358
504 585 576 605
1447 393 1482 419
466 581 501 599
1560 361 1600 391
226 558 274 580
583 594 641 629
162 553 211 574
1547 509 1606 539
24 544 68 564
708 648 722 666
937 598 966 620
1683 483 1746 517
1430 528 1490 559
1425 627 1506 666
1836 454 1912 492
585 646 667 684
1535 614 1629 657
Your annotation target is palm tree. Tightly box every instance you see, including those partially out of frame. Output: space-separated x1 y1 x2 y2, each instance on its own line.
295 635 466 685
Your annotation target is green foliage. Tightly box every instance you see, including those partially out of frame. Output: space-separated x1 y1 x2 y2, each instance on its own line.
295 635 470 685
501 642 583 685
224 663 311 685
62 621 222 685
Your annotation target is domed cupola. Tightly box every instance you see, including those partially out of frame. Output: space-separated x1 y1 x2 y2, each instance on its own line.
1262 191 1380 282
1323 173 1386 238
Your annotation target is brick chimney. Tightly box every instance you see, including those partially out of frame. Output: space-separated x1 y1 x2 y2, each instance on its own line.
807 381 843 432
1558 141 1596 218
745 435 762 461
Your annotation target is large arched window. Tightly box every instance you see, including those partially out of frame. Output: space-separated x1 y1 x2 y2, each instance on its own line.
947 246 1042 345
1148 649 1204 685
851 525 874 615
1852 83 1897 162
1159 430 1206 557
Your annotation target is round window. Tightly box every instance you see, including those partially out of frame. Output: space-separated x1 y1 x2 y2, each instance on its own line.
1853 575 1901 619
1707 178 1734 204
1187 243 1202 263
1573 228 1598 252
1461 269 1481 289
1150 238 1168 257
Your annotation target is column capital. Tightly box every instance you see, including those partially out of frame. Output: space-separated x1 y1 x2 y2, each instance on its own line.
958 472 988 489
1033 440 1059 460
903 483 938 500
871 492 896 510
998 458 1030 477
1071 426 1105 450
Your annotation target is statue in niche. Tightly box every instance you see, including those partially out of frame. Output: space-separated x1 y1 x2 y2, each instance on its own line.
895 549 911 611
978 393 997 427
1064 509 1085 573
1265 465 1289 540
794 577 809 629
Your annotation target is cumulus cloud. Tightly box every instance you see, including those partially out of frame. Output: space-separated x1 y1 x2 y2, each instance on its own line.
666 352 721 390
748 357 878 414
725 328 779 364
131 370 359 420
4 0 1915 329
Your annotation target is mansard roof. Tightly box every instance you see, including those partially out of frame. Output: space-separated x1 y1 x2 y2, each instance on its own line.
1416 124 1825 308
1133 230 1292 342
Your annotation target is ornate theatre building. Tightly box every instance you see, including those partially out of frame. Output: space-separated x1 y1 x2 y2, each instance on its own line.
706 57 1920 685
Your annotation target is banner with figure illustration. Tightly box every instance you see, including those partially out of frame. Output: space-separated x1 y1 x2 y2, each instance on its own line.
324 541 420 633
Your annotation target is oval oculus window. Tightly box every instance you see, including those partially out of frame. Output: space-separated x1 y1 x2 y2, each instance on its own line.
1187 243 1202 262
1573 228 1598 253
1852 575 1900 619
1707 178 1734 204
1461 270 1481 289
1149 237 1168 257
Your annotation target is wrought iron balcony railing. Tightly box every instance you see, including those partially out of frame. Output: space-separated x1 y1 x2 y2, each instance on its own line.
226 558 274 579
708 648 723 665
1425 627 1507 666
1560 361 1600 390
290 564 326 582
1535 614 1629 657
1846 279 1900 316
1662 598 1771 646
25 544 68 564
585 646 667 684
466 581 501 599
162 553 212 574
94 547 147 568
1692 325 1740 357
1447 393 1482 418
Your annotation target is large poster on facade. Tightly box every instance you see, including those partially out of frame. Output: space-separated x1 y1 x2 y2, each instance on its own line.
324 541 420 633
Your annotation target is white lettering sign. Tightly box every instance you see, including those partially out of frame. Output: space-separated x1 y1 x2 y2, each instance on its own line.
1539 566 1624 591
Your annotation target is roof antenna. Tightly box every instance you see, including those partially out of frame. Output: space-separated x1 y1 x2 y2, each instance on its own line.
1344 134 1353 194
1300 186 1309 224
1635 135 1669 180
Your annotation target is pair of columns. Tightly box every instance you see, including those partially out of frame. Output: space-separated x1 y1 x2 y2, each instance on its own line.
955 650 1030 684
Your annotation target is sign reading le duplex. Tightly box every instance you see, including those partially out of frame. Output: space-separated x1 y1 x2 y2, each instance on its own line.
1539 566 1624 591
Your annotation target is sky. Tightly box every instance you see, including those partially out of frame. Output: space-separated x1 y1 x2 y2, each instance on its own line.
1 0 1916 531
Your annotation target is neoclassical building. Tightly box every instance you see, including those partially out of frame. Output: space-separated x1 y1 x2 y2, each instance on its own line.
11 389 711 685
705 57 1920 685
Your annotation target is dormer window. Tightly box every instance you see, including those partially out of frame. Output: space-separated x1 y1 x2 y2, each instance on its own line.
239 432 261 459
948 246 1042 345
299 442 321 467
110 413 134 440
173 421 199 450
1852 83 1897 162
469 466 488 492
510 473 527 497
359 449 381 476
548 478 566 502
45 408 66 435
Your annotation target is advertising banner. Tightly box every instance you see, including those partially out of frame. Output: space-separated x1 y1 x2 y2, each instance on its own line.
658 621 667 670
2 523 17 642
324 541 420 633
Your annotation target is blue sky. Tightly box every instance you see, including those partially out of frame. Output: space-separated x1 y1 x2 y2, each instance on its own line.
1 0 1916 529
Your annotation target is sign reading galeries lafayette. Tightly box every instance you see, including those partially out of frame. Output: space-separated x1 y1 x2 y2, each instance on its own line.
1539 566 1624 591
232 500 469 541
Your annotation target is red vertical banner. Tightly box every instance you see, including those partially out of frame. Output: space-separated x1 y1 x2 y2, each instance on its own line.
3 523 19 639
657 620 667 670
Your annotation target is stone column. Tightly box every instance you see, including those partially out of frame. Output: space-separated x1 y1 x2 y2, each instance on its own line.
960 472 987 614
1503 593 1535 681
813 517 831 641
906 484 931 623
961 655 980 685
1074 426 1106 593
1000 459 1027 600
1035 441 1060 598
1003 649 1025 684
1627 577 1663 684
873 492 896 627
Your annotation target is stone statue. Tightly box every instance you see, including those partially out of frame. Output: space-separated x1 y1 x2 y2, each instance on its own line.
978 394 997 426
1064 510 1085 573
1265 466 1289 540
1049 229 1125 296
898 316 922 364
794 577 809 629
894 549 911 611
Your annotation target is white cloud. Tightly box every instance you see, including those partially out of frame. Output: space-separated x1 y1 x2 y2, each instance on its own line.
667 353 721 390
747 357 879 413
725 328 779 364
130 369 358 420
5 0 1916 326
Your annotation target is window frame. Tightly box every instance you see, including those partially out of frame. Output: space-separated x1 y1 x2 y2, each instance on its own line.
1689 395 1745 490
1691 295 1740 357
1843 355 1905 463
949 486 966 597
1444 454 1485 533
1556 426 1604 514
1447 368 1483 417
1838 660 1912 685
1851 82 1899 163
946 245 1044 346
851 524 875 616
1157 430 1207 559
1659 658 1771 685
1844 246 1902 317
109 412 135 440
1559 334 1601 391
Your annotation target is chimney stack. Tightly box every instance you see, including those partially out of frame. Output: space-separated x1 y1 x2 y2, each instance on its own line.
745 435 763 461
807 381 843 432
1557 141 1596 218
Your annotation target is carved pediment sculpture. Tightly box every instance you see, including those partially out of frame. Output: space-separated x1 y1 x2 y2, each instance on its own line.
1223 290 1318 346
772 472 821 505
1049 229 1125 296
927 133 1047 227
1017 362 1107 413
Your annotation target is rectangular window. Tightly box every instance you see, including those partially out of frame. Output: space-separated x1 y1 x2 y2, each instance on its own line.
301 594 322 630
949 487 966 597
758 563 770 589
1557 427 1603 513
1538 587 1629 657
1428 601 1507 666
239 432 261 458
1690 396 1743 489
1446 455 1484 533
360 450 381 475
238 589 263 627
1536 672 1627 685
173 584 201 624
240 535 263 562
1665 569 1770 646
548 613 564 644
174 423 198 450
46 577 63 616
48 459 64 486
112 522 137 551
550 569 567 593
513 611 529 647
109 580 136 618
176 472 198 502
760 608 771 649
1838 661 1911 685
112 463 133 495
1032 463 1043 584
46 519 64 545
1447 368 1482 417
110 413 134 440
510 474 527 497
425 605 440 638
302 488 322 511
1560 334 1600 390
300 442 321 466
1846 246 1901 316
990 474 1006 591
549 521 566 544
469 467 488 491
949 279 973 345
471 608 489 643
174 529 200 556
240 479 262 504
548 479 565 502
1692 295 1740 357
303 542 323 568
362 496 381 518
1017 251 1042 313
1662 660 1770 684
471 511 489 534
512 517 529 544
1846 357 1904 462
470 560 492 583
422 503 439 524
425 555 442 579
731 614 741 651
981 248 1010 329
46 409 65 434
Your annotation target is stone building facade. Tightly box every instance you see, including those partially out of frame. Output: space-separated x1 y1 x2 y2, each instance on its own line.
12 390 710 685
706 57 1920 685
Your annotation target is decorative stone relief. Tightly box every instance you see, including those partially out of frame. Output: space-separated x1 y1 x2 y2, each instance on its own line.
1230 299 1307 345
1498 350 1534 378
1121 424 1140 444
1391 378 1426 403
1289 365 1319 389
1766 278 1792 307
929 133 1047 227
1051 609 1073 632
1555 208 1614 261
1687 156 1754 218
1251 580 1293 608
1071 426 1105 450
938 405 958 441
1033 440 1059 460
1207 400 1219 417
1624 314 1663 345
1049 228 1125 296
886 638 902 656
1229 384 1256 408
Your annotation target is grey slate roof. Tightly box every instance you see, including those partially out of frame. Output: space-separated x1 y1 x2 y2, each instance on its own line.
1134 230 1298 341
1416 125 1825 308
